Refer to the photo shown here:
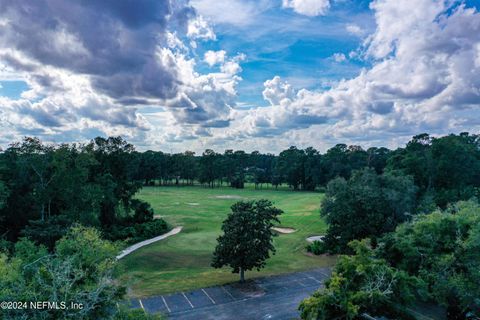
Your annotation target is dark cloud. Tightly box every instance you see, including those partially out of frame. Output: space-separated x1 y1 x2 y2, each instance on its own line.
0 0 195 101
13 100 75 127
366 101 394 114
201 119 230 128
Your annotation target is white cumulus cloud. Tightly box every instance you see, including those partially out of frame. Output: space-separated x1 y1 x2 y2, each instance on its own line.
282 0 330 16
204 50 227 66
223 0 480 148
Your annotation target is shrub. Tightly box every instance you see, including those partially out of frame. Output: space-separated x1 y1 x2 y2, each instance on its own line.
306 240 326 255
104 219 169 244
130 199 154 223
21 215 72 250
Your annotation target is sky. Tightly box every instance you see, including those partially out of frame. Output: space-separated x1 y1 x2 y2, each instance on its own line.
0 0 479 153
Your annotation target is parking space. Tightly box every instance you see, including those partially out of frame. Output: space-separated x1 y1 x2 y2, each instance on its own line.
130 267 331 319
203 286 235 304
141 296 169 314
184 289 215 308
163 293 192 313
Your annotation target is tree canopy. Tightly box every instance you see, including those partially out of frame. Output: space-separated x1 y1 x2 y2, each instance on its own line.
301 200 480 319
211 200 283 282
379 200 480 318
299 240 419 320
321 168 417 253
0 226 122 319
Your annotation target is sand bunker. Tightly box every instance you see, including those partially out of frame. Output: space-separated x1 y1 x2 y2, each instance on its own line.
272 227 296 234
306 235 325 243
214 195 244 199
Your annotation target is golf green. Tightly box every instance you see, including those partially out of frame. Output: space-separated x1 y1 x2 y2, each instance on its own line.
117 185 335 297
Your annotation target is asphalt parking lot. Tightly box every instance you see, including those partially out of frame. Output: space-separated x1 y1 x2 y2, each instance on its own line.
126 268 331 319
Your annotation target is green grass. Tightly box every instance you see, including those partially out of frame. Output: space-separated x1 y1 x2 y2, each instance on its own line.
117 184 335 297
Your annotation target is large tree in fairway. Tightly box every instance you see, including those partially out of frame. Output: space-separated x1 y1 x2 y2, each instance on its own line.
211 200 283 282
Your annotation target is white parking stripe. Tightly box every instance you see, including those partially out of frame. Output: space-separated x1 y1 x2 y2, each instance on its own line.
202 288 216 304
296 280 307 287
138 299 145 311
161 296 171 313
182 292 194 308
221 286 235 300
318 270 330 278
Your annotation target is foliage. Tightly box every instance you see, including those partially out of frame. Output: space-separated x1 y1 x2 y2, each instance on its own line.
0 225 125 319
299 240 418 320
306 240 326 255
20 215 72 250
0 180 9 210
114 307 164 319
0 136 169 248
379 200 480 318
387 133 480 208
212 199 283 282
321 168 417 253
130 199 155 223
104 219 169 244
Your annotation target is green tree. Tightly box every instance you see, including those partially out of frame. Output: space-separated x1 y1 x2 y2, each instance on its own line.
321 168 417 253
199 149 220 188
276 146 305 190
299 240 418 320
0 180 8 211
212 200 283 282
379 200 480 318
0 225 124 319
387 133 480 208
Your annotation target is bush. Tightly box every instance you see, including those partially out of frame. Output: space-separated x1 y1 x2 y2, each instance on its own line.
21 215 72 250
130 199 154 223
104 219 169 244
306 240 326 255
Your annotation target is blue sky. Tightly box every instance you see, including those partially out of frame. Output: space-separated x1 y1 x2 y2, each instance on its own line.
193 0 374 107
0 81 29 100
0 0 479 152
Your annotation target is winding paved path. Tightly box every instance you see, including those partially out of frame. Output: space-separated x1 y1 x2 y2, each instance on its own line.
116 226 183 260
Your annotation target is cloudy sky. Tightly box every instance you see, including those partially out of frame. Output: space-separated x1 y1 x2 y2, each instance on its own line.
0 0 479 153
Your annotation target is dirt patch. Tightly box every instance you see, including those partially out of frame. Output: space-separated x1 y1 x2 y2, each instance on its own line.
272 227 296 234
214 195 244 199
304 252 332 258
306 235 325 243
229 281 265 298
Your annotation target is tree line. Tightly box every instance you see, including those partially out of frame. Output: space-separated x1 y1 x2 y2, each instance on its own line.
135 132 479 207
1 132 479 245
134 144 390 190
0 136 168 248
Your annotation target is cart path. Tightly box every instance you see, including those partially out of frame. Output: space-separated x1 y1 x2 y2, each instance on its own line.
116 226 183 260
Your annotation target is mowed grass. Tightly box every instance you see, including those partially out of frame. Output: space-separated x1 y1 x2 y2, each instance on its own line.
117 184 335 297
